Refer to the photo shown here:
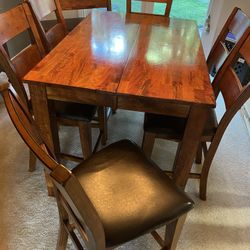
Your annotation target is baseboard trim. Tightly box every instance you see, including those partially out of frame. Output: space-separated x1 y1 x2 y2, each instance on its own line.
241 107 250 137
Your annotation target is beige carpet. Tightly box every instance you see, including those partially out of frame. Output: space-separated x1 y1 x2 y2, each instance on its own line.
0 88 250 249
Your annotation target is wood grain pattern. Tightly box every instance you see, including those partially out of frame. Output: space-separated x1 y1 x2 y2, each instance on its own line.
24 11 139 94
118 14 215 107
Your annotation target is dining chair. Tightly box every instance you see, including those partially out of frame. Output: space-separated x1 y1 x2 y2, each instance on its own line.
126 0 173 17
142 27 250 201
59 0 112 30
25 0 108 147
0 4 102 175
207 7 250 77
0 81 194 250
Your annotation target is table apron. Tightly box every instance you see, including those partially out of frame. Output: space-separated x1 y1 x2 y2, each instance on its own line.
118 95 190 117
46 85 117 109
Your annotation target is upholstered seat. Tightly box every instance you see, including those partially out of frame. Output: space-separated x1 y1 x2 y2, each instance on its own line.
73 140 193 247
144 109 218 141
1 81 194 249
54 100 97 122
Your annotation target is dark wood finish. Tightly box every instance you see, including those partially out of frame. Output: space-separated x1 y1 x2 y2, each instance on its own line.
23 11 215 192
59 0 111 10
143 28 250 200
1 82 193 250
126 0 173 17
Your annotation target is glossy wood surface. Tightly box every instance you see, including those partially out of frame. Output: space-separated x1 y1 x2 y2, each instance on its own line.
118 13 214 108
25 11 138 94
24 10 214 107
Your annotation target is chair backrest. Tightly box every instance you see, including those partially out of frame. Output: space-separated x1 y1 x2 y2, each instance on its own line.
25 0 67 53
59 0 111 11
0 82 106 249
126 0 173 17
0 3 45 108
207 7 250 76
212 27 250 133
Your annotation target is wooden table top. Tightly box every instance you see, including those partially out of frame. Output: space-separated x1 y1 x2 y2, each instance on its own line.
24 10 215 107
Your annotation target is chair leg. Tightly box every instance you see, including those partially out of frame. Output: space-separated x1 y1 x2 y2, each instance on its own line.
200 141 219 200
142 131 155 158
29 150 37 172
98 106 108 145
56 223 68 250
195 143 202 164
79 122 92 159
44 170 54 196
163 214 187 250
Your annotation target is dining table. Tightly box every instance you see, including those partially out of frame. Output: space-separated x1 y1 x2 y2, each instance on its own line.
23 10 215 189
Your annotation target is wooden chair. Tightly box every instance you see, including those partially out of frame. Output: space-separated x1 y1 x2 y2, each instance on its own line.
59 0 111 30
142 27 250 201
0 81 194 250
126 0 173 17
0 3 102 174
25 0 108 146
207 7 250 77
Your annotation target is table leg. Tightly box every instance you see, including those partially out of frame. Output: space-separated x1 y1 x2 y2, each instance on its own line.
173 104 209 188
29 84 60 196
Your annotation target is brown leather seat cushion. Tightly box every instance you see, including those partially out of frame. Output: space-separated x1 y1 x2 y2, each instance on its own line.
144 109 218 140
53 100 97 122
73 140 194 247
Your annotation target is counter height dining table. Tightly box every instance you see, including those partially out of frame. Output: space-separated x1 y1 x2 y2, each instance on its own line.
24 10 215 189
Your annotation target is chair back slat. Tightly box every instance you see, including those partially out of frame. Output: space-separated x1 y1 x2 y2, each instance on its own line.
59 0 111 10
126 0 172 16
45 23 67 50
27 0 57 20
11 44 41 79
219 67 242 110
26 0 67 53
239 35 250 66
0 3 45 107
207 7 250 76
0 5 30 46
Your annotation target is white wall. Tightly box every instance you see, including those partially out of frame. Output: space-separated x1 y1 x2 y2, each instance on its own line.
201 0 250 57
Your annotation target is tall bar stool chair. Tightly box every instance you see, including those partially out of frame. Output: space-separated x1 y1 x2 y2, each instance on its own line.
142 27 250 201
0 4 101 196
0 81 194 250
